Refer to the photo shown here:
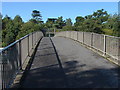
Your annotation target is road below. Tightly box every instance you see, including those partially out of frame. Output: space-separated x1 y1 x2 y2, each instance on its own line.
21 37 120 88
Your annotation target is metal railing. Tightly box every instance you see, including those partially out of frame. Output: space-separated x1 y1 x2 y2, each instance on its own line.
0 31 43 89
55 31 120 65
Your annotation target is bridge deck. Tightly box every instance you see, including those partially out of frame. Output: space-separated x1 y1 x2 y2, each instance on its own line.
20 37 119 88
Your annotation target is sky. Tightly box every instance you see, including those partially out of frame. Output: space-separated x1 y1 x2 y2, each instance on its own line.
1 0 120 2
1 2 119 23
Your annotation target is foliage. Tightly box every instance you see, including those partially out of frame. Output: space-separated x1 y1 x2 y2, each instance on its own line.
1 9 120 47
2 10 44 47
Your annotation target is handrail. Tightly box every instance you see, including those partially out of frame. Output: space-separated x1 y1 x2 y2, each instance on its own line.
1 32 35 53
55 31 120 66
0 31 43 89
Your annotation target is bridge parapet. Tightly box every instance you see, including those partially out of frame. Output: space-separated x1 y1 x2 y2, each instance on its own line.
55 31 120 66
0 31 43 89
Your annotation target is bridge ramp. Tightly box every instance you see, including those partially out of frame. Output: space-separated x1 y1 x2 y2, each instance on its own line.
21 37 119 88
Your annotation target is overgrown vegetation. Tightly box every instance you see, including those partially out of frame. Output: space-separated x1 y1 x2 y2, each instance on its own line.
1 9 120 47
1 10 43 47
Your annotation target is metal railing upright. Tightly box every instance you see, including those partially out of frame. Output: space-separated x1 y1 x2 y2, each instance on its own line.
0 31 43 89
55 31 120 65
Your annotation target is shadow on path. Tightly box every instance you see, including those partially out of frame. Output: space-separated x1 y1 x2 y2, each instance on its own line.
19 37 120 88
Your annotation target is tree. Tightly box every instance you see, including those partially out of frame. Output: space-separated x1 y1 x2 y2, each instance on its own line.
74 16 85 31
66 18 72 26
2 15 15 46
63 18 73 31
13 15 23 39
32 10 42 23
56 16 66 29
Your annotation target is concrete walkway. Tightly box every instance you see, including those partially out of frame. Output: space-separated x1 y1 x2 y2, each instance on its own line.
21 37 120 88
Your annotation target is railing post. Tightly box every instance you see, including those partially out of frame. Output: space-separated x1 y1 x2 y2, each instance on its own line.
32 32 33 49
77 31 78 41
83 32 84 44
91 33 93 47
103 35 107 56
118 38 120 63
19 40 22 70
70 31 71 38
0 54 2 90
35 32 37 44
27 35 29 57
36 32 38 43
35 32 36 45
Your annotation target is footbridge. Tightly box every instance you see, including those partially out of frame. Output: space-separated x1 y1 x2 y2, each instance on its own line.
0 31 120 89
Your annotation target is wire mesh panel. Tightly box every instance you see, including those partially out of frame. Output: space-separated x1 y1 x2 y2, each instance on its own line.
39 32 43 40
70 31 74 39
84 32 92 46
0 53 2 89
106 36 120 60
36 32 38 44
78 31 83 43
21 37 28 65
55 31 120 65
33 32 36 46
92 33 104 52
29 34 33 53
0 31 43 89
1 42 20 89
73 31 78 40
35 32 39 45
55 32 64 37
68 31 71 38
66 31 70 38
63 31 66 37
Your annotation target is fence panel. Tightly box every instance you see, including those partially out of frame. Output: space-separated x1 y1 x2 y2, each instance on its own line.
92 33 104 52
78 31 83 43
73 31 78 40
33 32 36 46
39 32 43 40
21 37 28 65
55 31 120 64
0 31 43 89
84 32 92 46
29 34 33 53
106 36 120 60
0 54 2 89
66 31 70 38
1 42 20 89
70 31 74 39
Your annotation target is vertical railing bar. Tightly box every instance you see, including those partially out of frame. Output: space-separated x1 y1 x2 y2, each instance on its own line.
77 31 78 41
0 58 1 89
83 32 84 44
103 35 107 56
70 31 71 38
36 32 37 44
37 32 38 43
28 35 29 57
0 31 43 90
35 32 36 45
91 33 93 47
2 61 5 89
1 58 4 89
19 40 22 70
118 38 120 62
32 32 33 49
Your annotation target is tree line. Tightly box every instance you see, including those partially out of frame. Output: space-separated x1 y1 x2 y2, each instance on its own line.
0 9 120 47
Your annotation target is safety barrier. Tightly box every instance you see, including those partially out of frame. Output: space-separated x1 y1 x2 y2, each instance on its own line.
0 31 43 89
55 31 120 65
